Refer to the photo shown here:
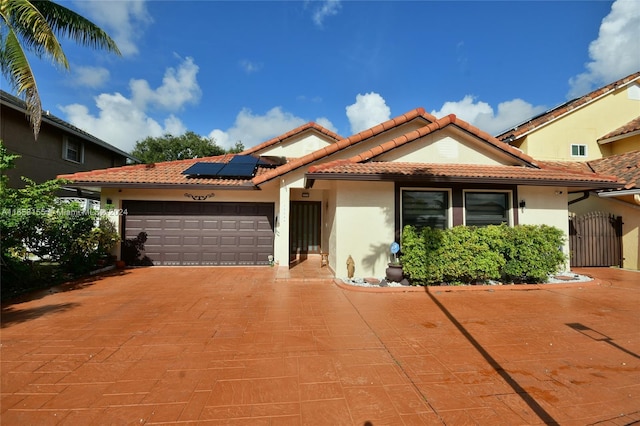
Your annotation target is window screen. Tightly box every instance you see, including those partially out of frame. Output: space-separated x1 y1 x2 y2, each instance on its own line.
402 190 448 229
465 192 509 226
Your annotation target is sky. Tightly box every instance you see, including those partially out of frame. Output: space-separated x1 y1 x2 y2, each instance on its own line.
5 0 640 153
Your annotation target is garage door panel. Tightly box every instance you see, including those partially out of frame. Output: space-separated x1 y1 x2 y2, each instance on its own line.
238 236 257 246
219 236 238 247
202 220 220 230
183 236 200 246
183 220 201 230
257 236 274 247
202 236 219 245
220 220 238 230
122 201 274 266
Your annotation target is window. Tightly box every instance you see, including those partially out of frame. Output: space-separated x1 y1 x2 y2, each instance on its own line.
402 190 449 229
63 137 84 163
465 192 509 226
571 144 587 157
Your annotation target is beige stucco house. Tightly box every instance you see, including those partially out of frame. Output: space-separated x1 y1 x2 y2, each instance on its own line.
497 71 640 270
60 109 622 279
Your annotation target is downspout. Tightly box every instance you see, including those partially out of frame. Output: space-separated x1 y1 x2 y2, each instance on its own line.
568 191 590 205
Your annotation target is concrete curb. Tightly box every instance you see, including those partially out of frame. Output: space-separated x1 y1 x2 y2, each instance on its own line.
334 276 601 293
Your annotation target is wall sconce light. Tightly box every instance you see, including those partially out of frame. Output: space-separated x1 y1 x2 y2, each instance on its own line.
555 190 564 195
302 192 310 198
519 199 526 212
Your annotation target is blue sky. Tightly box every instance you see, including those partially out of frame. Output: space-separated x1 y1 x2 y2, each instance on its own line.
7 0 640 153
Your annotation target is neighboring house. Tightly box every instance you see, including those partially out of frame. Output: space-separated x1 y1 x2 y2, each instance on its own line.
1 90 136 199
497 71 640 270
59 109 622 279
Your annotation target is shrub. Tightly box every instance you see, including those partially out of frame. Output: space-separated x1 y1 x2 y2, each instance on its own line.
1 140 120 297
501 225 566 283
401 224 566 285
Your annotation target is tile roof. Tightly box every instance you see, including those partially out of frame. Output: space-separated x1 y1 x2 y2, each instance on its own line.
57 154 264 188
339 114 538 167
250 108 432 185
496 71 640 141
598 116 640 143
305 161 622 188
587 150 640 189
60 108 433 188
240 122 343 156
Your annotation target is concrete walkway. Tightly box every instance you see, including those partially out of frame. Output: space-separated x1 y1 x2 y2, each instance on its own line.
1 265 639 425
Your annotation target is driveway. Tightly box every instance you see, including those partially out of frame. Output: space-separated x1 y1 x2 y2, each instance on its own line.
1 266 639 425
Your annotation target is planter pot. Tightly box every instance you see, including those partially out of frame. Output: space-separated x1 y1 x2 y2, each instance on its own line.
116 260 126 269
385 264 404 282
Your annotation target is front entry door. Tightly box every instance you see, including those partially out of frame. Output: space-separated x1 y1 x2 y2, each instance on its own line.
290 201 321 261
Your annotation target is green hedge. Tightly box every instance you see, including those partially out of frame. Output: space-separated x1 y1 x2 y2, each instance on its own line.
401 224 566 285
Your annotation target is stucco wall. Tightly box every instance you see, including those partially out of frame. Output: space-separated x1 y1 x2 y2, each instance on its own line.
607 134 640 155
517 186 571 271
333 181 396 278
380 129 514 165
516 83 640 161
259 133 335 158
569 194 640 270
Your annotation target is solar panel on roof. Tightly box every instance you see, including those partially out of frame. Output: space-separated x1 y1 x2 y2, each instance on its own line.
182 162 225 176
217 163 256 177
229 155 259 165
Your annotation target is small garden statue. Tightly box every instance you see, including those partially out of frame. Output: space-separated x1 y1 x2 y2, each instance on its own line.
346 255 355 279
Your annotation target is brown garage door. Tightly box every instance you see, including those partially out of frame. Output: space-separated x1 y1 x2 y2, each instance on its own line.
122 201 274 266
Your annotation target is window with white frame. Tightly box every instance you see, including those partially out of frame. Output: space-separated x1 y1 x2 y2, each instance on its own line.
571 144 587 157
464 191 510 227
63 137 84 163
401 189 450 230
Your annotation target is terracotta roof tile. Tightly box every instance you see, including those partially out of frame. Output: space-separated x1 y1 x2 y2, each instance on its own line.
251 107 428 185
59 154 263 188
598 116 640 142
240 122 342 155
497 71 640 141
327 114 538 167
306 161 622 188
588 150 640 189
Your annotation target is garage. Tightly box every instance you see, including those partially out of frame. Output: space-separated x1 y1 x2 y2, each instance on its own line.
122 201 275 266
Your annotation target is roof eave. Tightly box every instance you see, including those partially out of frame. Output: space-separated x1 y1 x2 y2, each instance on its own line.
304 172 623 188
598 129 640 145
63 181 261 190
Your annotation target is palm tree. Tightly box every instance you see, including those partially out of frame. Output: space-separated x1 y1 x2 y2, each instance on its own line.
0 0 120 139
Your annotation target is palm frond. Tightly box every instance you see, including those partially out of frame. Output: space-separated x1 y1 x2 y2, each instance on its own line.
33 0 121 56
1 0 68 68
1 28 41 138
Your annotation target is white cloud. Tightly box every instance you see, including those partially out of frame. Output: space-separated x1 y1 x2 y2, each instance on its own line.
239 60 262 74
208 107 337 150
311 0 342 28
60 93 185 153
69 65 110 88
130 56 201 111
315 117 337 133
73 0 152 57
59 57 199 152
431 95 547 135
346 92 391 134
568 0 640 98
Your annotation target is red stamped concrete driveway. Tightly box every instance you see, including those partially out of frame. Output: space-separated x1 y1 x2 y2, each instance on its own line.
1 266 639 425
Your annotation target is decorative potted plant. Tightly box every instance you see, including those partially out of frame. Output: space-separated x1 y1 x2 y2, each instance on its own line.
385 241 404 282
